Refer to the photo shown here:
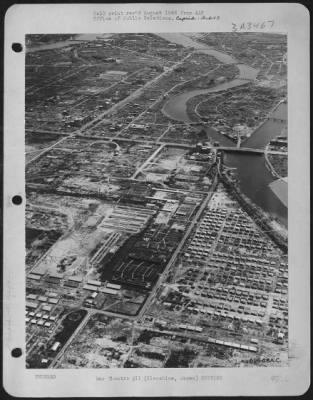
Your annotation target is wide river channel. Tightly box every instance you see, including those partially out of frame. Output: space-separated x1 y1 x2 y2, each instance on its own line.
28 33 287 226
157 33 287 227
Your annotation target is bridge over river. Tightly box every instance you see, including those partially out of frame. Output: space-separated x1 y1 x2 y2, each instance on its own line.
161 143 265 154
218 147 264 155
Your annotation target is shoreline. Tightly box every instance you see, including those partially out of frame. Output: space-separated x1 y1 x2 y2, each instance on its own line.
264 144 282 179
240 99 287 147
220 172 288 252
269 179 288 209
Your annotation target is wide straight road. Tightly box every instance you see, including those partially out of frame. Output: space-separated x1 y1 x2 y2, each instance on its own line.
78 53 192 134
49 305 139 368
49 310 91 368
138 175 219 318
26 135 70 166
26 53 192 166
131 144 165 179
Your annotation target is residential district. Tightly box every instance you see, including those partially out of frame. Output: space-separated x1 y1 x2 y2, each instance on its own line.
25 33 288 369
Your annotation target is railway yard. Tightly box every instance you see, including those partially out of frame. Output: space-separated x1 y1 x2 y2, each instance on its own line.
25 32 288 369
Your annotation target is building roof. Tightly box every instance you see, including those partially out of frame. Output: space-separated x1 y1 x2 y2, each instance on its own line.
27 294 38 300
106 283 121 290
28 274 41 281
26 301 38 309
99 287 118 295
68 276 83 282
87 280 101 286
83 284 99 291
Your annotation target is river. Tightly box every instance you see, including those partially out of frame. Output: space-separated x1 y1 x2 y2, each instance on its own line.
163 79 249 125
244 102 287 149
27 32 287 226
26 34 112 52
157 33 287 226
229 102 288 226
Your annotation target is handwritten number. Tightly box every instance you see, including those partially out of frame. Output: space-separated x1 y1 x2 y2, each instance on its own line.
232 20 275 31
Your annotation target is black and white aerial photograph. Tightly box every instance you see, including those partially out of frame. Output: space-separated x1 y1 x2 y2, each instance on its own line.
25 32 288 369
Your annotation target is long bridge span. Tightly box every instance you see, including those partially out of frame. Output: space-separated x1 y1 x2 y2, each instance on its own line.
163 144 265 154
217 147 264 155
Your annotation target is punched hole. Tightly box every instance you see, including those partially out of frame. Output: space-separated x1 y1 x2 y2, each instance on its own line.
12 195 23 205
12 42 23 53
11 348 22 358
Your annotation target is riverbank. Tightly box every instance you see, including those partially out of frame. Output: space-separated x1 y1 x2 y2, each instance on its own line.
264 145 281 179
185 94 238 145
220 173 288 253
269 178 288 208
26 34 113 52
264 150 287 209
156 32 287 226
241 99 287 148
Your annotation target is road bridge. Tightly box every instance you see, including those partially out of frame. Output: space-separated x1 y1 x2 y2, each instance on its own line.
217 147 264 155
